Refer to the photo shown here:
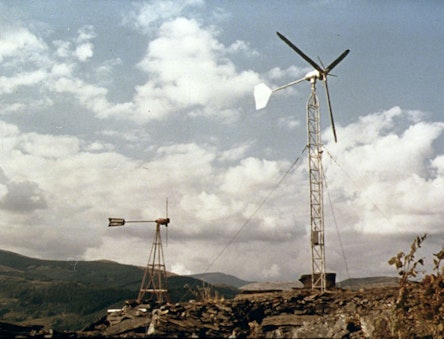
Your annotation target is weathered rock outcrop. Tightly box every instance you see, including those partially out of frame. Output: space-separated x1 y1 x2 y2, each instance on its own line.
81 287 399 338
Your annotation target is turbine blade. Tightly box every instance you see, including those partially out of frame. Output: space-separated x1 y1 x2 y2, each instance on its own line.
276 32 323 73
322 79 338 143
325 49 350 74
254 83 273 110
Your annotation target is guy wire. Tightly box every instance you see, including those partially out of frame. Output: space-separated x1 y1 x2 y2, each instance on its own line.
178 145 307 302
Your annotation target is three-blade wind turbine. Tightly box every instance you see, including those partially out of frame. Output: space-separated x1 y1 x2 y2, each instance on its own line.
254 32 349 291
108 199 170 304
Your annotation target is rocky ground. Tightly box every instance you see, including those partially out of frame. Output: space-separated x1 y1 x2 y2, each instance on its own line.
5 284 441 338
79 287 400 338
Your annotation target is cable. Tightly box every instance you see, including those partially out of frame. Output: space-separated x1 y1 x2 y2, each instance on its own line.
178 146 307 302
322 168 351 281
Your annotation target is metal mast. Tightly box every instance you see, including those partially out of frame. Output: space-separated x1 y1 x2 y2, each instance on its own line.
137 218 170 304
254 32 349 291
307 78 326 290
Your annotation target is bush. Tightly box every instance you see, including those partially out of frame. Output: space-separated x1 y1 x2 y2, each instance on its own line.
388 233 444 338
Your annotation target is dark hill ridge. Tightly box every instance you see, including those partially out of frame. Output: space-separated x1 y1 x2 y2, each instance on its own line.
0 249 238 331
0 249 143 288
0 248 402 335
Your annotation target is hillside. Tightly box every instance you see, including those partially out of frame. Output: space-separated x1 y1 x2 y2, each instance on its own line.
0 249 238 331
189 272 253 288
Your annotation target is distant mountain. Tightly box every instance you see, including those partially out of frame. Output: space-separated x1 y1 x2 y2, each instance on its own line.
190 272 253 288
0 249 238 331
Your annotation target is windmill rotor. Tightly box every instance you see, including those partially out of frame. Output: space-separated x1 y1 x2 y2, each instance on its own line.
274 31 349 142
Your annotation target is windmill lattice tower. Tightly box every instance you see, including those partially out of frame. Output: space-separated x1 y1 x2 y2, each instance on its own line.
254 32 349 291
137 216 170 304
108 201 170 304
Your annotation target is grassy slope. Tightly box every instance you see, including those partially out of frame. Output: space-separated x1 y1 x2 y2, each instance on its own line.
0 249 238 331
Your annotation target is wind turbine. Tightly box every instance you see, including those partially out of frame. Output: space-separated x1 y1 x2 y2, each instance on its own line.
108 199 170 304
254 32 349 291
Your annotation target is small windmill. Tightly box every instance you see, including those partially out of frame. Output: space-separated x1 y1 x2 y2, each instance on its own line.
108 199 170 304
254 32 349 291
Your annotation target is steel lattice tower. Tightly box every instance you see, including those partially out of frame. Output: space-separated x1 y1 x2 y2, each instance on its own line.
307 78 326 291
253 32 349 292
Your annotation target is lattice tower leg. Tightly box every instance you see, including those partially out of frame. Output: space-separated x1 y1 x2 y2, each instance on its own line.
137 223 169 304
306 79 326 291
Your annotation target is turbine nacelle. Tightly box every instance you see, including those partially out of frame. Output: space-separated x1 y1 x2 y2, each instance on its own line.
304 70 323 82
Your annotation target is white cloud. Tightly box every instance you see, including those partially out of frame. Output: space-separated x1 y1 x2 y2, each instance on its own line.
218 143 252 162
0 5 260 125
267 65 308 81
53 40 71 58
130 17 260 122
125 0 205 33
261 263 281 280
1 2 444 283
170 262 192 276
227 40 259 57
75 43 94 61
20 133 80 159
2 105 444 281
324 107 444 236
221 157 283 195
0 26 47 63
75 25 95 61
77 25 96 43
0 69 47 94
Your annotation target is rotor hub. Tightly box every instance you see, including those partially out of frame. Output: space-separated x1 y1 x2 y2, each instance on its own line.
305 70 323 82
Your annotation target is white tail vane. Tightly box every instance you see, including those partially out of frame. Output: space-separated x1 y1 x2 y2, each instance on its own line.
254 78 307 111
254 83 273 110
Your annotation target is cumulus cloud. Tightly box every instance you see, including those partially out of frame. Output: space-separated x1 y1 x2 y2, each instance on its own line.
2 104 444 281
129 17 260 123
0 26 47 64
2 2 444 283
75 25 95 61
0 180 47 213
0 4 261 125
324 107 444 236
124 0 205 33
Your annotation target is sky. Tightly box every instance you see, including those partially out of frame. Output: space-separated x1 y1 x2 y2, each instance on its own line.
1 0 444 283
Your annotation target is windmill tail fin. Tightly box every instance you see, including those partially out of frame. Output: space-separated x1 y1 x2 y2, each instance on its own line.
254 83 273 110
